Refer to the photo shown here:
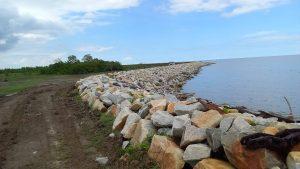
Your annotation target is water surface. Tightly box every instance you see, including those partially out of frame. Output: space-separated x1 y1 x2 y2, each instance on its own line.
183 55 300 116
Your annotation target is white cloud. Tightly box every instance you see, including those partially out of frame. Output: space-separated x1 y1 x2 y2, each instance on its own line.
244 31 300 42
168 0 288 16
77 45 114 53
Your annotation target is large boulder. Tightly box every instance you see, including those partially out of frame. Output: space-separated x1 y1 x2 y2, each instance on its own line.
219 117 235 133
131 119 155 146
92 99 107 112
167 101 187 114
221 130 286 169
180 123 207 147
138 103 151 118
99 92 113 106
121 113 141 139
183 143 211 165
287 151 300 169
206 128 222 152
151 111 174 127
172 114 191 137
106 105 118 117
174 102 205 116
193 158 235 169
229 117 254 133
191 110 222 128
148 135 184 169
112 107 133 131
149 99 167 114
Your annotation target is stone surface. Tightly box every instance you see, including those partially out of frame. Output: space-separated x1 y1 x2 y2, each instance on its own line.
106 105 118 117
221 130 286 169
206 128 222 152
180 123 207 147
148 135 184 169
183 143 211 165
138 103 150 118
112 107 133 131
122 141 130 149
149 99 167 114
192 110 203 119
229 117 254 133
121 113 141 139
92 99 107 112
151 111 174 127
220 117 235 133
286 151 300 169
172 114 191 137
108 133 115 138
131 119 155 146
174 102 205 116
167 101 187 114
193 158 235 169
95 156 109 165
100 92 113 106
131 100 143 111
263 126 279 135
191 110 222 128
157 128 173 137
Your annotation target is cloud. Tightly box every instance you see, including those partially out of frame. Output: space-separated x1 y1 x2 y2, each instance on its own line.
77 45 114 53
0 0 140 52
243 31 300 42
168 0 287 16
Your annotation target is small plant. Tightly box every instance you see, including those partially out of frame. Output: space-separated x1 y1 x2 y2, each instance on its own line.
248 120 256 126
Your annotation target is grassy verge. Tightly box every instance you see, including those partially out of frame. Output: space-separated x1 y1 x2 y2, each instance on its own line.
0 73 89 96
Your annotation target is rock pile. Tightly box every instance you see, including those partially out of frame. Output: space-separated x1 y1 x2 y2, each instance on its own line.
76 62 300 169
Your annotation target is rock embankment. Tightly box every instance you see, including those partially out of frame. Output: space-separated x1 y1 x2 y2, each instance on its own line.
76 62 300 169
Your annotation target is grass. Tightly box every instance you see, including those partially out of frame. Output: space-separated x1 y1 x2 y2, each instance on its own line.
0 72 89 96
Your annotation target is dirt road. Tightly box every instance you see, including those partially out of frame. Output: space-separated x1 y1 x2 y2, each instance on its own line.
0 79 99 169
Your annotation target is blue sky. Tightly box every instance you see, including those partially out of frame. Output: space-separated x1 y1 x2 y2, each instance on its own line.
0 0 299 68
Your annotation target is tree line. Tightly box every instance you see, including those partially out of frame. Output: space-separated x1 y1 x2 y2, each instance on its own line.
0 54 123 75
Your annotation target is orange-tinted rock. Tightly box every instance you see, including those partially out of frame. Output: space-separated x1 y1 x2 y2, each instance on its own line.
149 99 167 114
224 140 285 169
148 135 184 169
107 105 118 117
193 158 235 169
167 101 188 114
191 110 222 128
262 126 279 135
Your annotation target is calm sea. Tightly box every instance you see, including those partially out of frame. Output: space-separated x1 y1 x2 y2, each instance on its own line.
182 55 300 116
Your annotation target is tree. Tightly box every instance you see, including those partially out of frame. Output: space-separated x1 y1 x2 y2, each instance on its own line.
82 54 93 62
54 58 63 64
67 55 79 64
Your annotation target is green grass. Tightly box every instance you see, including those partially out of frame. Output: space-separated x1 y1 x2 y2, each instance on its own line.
0 72 89 96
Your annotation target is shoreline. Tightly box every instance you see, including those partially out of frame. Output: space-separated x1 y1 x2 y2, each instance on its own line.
75 62 299 168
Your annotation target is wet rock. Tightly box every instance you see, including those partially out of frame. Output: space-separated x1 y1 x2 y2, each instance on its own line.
112 107 133 131
148 135 184 169
180 123 207 147
149 99 167 114
121 113 141 139
172 114 191 137
131 119 155 146
286 151 300 169
174 102 205 116
151 111 174 127
183 143 211 165
193 158 235 169
206 128 222 152
191 110 222 128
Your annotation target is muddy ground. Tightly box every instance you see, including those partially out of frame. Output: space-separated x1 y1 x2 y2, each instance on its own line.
0 78 154 169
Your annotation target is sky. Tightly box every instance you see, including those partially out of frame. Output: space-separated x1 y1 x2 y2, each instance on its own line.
0 0 299 68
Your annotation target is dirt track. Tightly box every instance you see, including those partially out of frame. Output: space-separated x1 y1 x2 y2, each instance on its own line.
0 79 99 169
